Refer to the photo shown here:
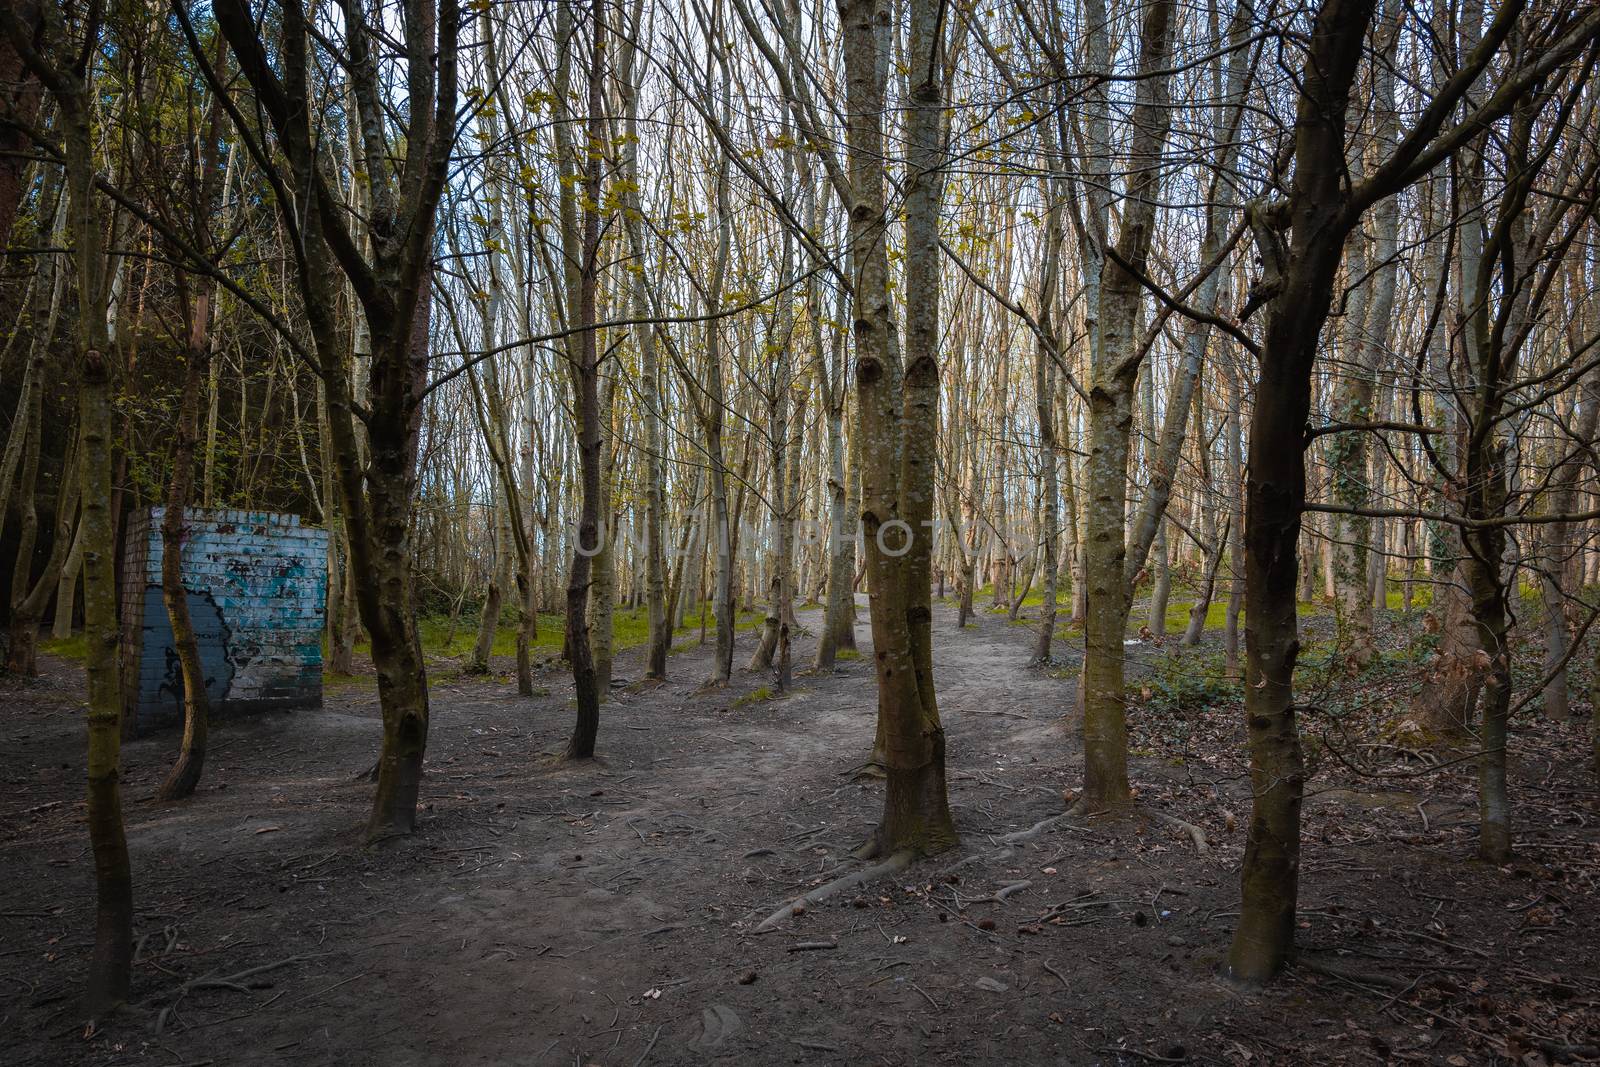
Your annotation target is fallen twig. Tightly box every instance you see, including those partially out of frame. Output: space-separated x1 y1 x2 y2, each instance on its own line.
631 1023 664 1067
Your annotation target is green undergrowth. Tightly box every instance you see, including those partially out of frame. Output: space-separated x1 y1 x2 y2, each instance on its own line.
40 634 88 662
350 599 768 664
1384 583 1434 611
974 578 1312 637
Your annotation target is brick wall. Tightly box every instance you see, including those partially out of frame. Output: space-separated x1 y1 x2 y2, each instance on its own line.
120 508 329 732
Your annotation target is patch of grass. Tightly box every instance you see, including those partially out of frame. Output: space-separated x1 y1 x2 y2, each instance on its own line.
406 611 568 659
1384 582 1433 611
673 601 770 638
40 633 87 661
1160 597 1231 635
971 583 1067 612
370 597 773 665
734 685 774 707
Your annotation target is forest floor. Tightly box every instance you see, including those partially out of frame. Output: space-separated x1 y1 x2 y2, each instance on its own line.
3 596 1599 1066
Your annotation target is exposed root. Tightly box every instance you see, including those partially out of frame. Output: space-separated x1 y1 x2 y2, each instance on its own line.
935 808 1082 879
1000 812 1073 844
942 850 1008 876
1147 809 1209 854
753 850 913 933
994 879 1032 901
153 954 319 1033
847 761 887 782
969 879 1032 904
850 838 881 861
1295 953 1413 993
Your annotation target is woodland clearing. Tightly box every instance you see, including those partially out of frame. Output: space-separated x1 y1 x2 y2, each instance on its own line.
4 597 1596 1066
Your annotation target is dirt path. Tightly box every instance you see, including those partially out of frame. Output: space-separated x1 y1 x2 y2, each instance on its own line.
4 598 1598 1065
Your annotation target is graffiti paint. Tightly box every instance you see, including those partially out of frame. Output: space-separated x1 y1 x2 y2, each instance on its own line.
120 508 329 733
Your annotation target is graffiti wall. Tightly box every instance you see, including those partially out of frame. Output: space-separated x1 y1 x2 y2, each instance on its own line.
120 508 329 733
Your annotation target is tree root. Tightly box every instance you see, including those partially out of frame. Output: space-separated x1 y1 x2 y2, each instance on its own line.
753 850 913 933
969 879 1032 904
1295 953 1414 993
943 850 1008 876
994 879 1032 901
847 761 887 782
154 954 319 1033
1146 809 1209 854
932 807 1084 880
1000 812 1074 844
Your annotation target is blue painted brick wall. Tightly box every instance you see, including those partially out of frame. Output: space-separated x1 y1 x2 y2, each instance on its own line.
120 508 330 732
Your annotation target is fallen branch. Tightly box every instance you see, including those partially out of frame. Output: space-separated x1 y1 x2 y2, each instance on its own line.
754 850 913 933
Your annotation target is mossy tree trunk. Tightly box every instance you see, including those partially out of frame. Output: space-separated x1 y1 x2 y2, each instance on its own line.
1077 0 1175 811
4 0 135 1012
837 0 956 858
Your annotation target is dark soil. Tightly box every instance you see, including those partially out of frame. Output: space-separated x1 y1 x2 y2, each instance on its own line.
3 598 1597 1065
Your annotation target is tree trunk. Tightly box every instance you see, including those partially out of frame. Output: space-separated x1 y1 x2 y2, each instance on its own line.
156 281 214 801
1462 497 1512 863
23 10 135 1006
590 377 617 693
1223 367 1244 679
356 284 434 838
1183 518 1230 648
1147 527 1171 637
560 0 606 756
839 0 955 857
1074 0 1174 811
1032 281 1060 665
469 527 503 674
1081 382 1136 806
52 515 84 639
1228 0 1382 982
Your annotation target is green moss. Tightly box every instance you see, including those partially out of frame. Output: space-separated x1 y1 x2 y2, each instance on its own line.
40 633 87 662
835 648 861 660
